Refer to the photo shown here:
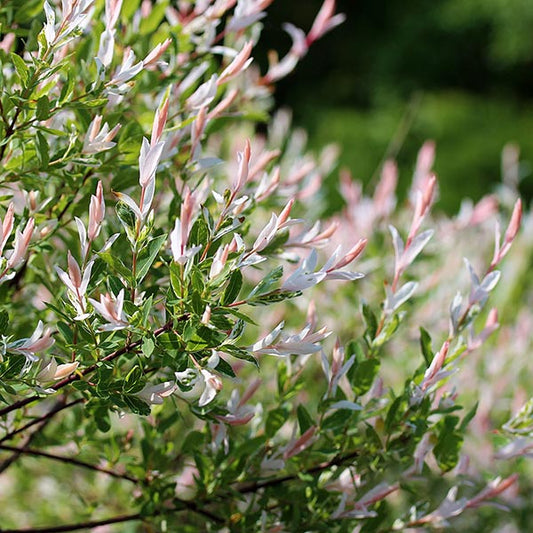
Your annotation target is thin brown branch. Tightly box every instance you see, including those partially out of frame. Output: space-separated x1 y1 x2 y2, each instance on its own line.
0 444 140 483
0 496 224 532
0 512 142 533
0 399 61 474
236 449 360 494
0 398 84 444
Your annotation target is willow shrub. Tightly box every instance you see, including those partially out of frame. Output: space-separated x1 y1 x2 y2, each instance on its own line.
0 1 529 532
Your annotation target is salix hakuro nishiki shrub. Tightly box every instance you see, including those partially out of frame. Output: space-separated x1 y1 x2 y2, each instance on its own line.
0 0 528 531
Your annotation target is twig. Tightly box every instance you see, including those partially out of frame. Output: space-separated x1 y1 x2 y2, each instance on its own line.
0 398 61 474
236 449 360 494
0 497 224 532
0 398 84 444
0 444 139 483
0 513 143 533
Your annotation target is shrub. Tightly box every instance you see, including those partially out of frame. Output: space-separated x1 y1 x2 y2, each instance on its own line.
0 1 528 531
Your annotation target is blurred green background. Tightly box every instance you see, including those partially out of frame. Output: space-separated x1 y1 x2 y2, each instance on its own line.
257 0 533 212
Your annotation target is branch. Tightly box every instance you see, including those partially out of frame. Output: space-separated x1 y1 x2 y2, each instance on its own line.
236 449 360 494
0 444 140 483
0 319 179 418
0 497 224 532
0 399 61 474
0 398 84 444
0 512 142 533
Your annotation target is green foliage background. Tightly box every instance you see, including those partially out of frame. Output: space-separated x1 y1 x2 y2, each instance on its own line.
257 0 533 212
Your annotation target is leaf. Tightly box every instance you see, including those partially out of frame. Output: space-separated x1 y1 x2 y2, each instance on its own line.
0 354 25 380
220 344 258 367
188 215 209 247
181 431 205 453
115 201 137 231
142 337 155 358
384 396 405 434
98 250 132 282
94 406 111 433
419 327 433 366
350 358 380 396
373 313 401 347
322 409 352 431
460 402 478 432
214 357 236 378
0 310 8 335
249 290 301 306
11 53 30 86
136 234 167 282
56 322 74 344
433 417 463 472
186 325 225 351
158 332 182 352
36 95 50 121
265 407 289 437
221 269 242 306
123 366 145 394
225 308 258 325
123 394 151 416
361 302 378 340
169 261 182 299
248 266 283 299
297 404 314 434
139 0 169 35
35 131 49 168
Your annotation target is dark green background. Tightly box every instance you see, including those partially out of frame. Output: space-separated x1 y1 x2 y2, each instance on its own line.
256 0 533 212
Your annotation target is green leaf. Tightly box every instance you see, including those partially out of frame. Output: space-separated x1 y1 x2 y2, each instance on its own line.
35 131 49 168
248 266 283 299
11 53 30 86
181 431 205 453
123 366 145 394
249 290 301 306
122 0 141 20
169 261 182 299
35 95 50 121
94 407 111 433
0 354 25 380
188 214 209 247
221 269 242 306
361 302 378 340
57 322 74 344
136 234 167 282
139 0 169 35
0 310 8 335
142 337 155 358
297 404 314 434
220 344 258 367
265 406 289 437
115 201 137 231
98 250 132 282
460 402 478 432
158 332 182 352
186 325 225 350
419 327 433 366
350 358 380 396
214 357 236 378
225 307 258 325
385 395 405 434
123 394 151 416
434 417 463 472
373 313 400 347
322 409 352 431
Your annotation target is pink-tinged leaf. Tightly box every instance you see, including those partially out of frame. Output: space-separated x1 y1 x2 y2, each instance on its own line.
403 229 433 268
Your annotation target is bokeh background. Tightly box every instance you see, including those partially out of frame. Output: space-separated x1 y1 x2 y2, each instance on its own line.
256 0 533 213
